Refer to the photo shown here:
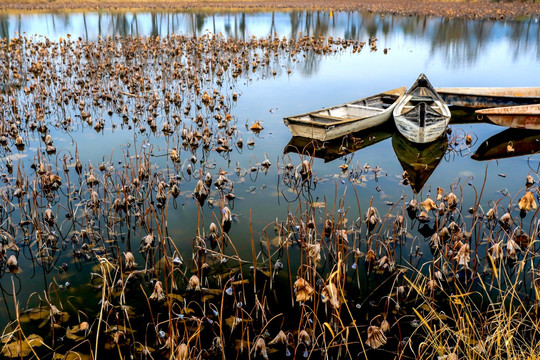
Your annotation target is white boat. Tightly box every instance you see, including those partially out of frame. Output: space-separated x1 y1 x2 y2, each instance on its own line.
393 74 451 144
283 87 406 141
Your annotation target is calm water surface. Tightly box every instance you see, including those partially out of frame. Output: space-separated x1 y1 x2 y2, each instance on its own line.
0 10 539 329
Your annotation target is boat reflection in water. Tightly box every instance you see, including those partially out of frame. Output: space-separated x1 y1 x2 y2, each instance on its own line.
283 124 393 162
472 128 540 161
284 124 449 194
392 132 448 193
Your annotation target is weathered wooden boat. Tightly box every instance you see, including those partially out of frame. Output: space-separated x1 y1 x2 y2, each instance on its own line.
475 104 540 130
283 87 406 141
284 124 393 162
436 87 540 109
392 132 448 194
471 128 540 161
393 74 451 144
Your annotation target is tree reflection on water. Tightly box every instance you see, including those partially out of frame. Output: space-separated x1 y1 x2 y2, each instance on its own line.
0 11 538 70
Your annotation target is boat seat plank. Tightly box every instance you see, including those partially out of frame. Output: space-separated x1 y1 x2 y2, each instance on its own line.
289 114 348 124
346 104 384 112
309 114 349 122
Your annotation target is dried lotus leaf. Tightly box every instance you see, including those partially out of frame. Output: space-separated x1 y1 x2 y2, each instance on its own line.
321 283 340 308
366 326 386 349
294 278 314 302
54 352 92 360
421 197 437 212
518 192 537 212
66 326 86 342
167 293 184 302
200 294 215 302
2 334 44 358
19 307 50 323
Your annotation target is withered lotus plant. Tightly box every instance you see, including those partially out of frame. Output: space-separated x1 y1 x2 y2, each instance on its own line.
221 206 232 233
7 254 18 272
506 238 521 260
488 242 503 264
366 325 387 349
407 199 418 212
268 330 288 345
124 252 135 269
454 243 470 268
177 343 188 360
298 329 311 346
365 249 377 266
445 192 458 209
187 275 201 292
321 282 340 308
518 191 537 212
150 281 165 301
380 317 390 333
250 121 264 132
498 213 512 229
421 197 437 212
253 337 268 359
436 187 444 201
486 207 497 220
294 278 314 302
306 243 321 263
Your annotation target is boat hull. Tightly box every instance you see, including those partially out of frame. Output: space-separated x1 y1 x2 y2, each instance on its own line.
476 104 540 130
481 114 540 130
436 87 540 109
394 113 449 143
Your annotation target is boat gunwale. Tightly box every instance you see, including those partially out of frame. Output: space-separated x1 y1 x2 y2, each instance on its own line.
436 87 540 98
476 103 540 116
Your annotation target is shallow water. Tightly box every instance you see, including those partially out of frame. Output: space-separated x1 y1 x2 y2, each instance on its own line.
0 9 539 357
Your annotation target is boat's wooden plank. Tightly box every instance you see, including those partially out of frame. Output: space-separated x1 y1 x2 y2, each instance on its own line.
346 104 384 112
476 104 540 115
436 87 540 97
436 87 540 108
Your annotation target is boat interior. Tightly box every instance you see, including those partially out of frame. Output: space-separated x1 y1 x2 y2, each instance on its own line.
402 97 444 115
303 94 399 120
312 105 384 120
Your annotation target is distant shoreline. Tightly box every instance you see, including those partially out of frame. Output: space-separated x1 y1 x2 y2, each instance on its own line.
1 0 540 20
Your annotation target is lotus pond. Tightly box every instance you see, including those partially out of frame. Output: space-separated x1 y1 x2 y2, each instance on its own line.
0 9 539 360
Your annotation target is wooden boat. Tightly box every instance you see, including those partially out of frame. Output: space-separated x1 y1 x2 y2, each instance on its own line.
436 87 540 109
393 74 451 144
475 104 540 130
471 128 540 161
392 132 448 194
283 87 406 141
284 124 393 162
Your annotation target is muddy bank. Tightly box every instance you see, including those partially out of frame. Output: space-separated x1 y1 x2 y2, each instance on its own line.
1 0 540 20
